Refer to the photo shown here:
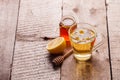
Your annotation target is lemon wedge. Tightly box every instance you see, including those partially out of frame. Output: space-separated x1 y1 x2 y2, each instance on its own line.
46 37 66 54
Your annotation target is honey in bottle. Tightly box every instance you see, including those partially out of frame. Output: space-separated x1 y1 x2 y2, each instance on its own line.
59 16 77 46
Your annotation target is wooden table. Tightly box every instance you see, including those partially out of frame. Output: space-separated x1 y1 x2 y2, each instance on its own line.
0 0 120 80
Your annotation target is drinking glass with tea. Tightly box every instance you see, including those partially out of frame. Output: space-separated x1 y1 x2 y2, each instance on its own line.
69 23 104 61
60 16 77 46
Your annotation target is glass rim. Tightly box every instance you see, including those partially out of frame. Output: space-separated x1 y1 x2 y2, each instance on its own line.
60 15 76 26
68 22 97 43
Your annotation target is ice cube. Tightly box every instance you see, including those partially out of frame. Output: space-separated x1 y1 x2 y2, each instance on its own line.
71 31 79 39
71 31 82 43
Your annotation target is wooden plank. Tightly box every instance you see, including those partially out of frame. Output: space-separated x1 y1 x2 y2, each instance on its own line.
11 0 62 80
0 0 20 80
61 0 111 80
106 0 120 79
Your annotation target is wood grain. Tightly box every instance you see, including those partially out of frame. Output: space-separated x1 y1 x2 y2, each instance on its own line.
11 0 62 80
106 0 120 79
0 0 20 80
61 0 111 80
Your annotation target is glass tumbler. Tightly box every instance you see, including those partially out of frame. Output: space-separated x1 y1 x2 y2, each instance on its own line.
69 23 104 61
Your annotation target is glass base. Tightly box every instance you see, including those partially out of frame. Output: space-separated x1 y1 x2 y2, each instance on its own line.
74 53 91 61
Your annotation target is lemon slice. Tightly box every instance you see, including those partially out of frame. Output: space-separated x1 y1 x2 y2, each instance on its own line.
46 37 66 54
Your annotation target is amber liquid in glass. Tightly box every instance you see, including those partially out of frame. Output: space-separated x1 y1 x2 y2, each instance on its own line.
70 28 96 61
60 17 76 46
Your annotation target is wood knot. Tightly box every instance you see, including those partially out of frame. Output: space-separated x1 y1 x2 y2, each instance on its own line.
96 50 99 53
105 58 109 62
106 3 109 6
94 24 98 27
61 6 63 10
117 59 120 61
73 8 79 13
90 8 97 15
